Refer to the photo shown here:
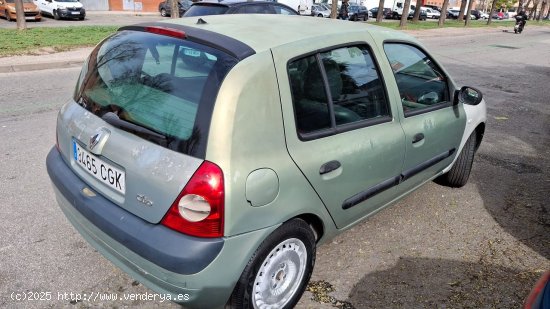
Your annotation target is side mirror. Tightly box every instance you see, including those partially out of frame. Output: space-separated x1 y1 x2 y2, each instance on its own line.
454 86 483 106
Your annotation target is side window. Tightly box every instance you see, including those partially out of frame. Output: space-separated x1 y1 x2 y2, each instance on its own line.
289 56 331 134
240 4 275 14
289 45 390 137
383 43 449 114
273 4 296 15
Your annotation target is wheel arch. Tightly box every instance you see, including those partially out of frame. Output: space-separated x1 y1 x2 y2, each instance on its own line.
474 122 485 151
290 213 325 243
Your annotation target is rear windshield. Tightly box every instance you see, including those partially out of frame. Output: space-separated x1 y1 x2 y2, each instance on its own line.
74 30 238 157
184 4 229 16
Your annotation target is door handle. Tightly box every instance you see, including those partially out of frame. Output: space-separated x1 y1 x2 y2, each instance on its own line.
319 160 341 175
412 133 425 143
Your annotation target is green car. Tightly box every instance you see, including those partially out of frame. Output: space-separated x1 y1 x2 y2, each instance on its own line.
46 15 486 308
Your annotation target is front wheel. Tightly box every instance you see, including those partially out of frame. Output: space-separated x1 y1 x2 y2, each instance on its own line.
363 14 367 21
227 219 316 309
160 8 167 17
5 10 11 21
53 10 60 20
436 133 477 188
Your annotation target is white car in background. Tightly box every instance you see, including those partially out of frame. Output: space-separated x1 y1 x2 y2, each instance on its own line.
423 7 440 19
33 0 85 20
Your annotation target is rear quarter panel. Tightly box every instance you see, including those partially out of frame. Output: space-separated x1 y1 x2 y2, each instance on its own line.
206 50 336 238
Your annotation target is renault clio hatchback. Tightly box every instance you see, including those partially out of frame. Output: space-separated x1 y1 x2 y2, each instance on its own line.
47 15 486 308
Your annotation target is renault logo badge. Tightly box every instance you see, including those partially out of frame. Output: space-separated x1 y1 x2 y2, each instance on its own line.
89 132 102 151
88 128 110 154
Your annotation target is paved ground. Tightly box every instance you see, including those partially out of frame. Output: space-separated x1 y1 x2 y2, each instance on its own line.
0 22 548 309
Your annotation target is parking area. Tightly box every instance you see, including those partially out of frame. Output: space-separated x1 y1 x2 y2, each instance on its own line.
0 11 161 28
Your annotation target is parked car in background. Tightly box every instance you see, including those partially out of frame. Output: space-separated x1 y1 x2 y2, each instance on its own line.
369 7 391 19
424 7 440 19
479 11 489 19
348 4 368 21
447 8 460 19
470 9 481 19
423 4 440 11
408 8 427 20
159 0 192 17
33 0 85 20
184 0 298 16
311 3 330 17
47 14 486 309
0 0 41 21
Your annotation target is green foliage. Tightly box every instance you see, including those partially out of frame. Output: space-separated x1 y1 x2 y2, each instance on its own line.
0 26 117 57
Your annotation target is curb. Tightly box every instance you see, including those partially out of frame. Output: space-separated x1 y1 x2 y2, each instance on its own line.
0 60 84 73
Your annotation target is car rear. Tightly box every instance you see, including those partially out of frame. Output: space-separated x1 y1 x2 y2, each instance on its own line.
46 22 277 308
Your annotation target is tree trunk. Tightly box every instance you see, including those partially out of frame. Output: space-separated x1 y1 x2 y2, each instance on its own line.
15 0 26 30
524 0 532 11
171 0 179 18
438 0 450 26
399 0 412 28
465 0 475 26
529 0 539 19
537 0 546 20
331 1 338 18
376 0 385 22
412 0 422 21
457 0 468 21
487 0 497 25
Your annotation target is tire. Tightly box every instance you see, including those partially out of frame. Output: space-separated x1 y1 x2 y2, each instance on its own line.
363 14 367 21
227 219 316 309
5 10 11 22
317 13 323 17
53 10 60 20
160 8 167 17
436 133 477 188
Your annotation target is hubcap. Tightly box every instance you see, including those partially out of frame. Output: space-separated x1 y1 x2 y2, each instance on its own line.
252 238 307 309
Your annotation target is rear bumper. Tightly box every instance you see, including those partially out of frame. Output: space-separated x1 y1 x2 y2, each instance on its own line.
46 147 278 307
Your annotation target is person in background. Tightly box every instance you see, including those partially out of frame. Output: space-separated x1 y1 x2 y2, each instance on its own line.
339 0 349 20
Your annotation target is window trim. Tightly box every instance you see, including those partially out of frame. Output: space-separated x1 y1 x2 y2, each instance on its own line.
382 40 455 118
286 42 393 142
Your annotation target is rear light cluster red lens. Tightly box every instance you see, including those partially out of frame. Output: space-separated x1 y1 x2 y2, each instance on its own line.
161 161 224 238
145 26 186 39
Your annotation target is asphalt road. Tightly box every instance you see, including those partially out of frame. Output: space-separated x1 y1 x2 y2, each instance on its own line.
0 26 548 308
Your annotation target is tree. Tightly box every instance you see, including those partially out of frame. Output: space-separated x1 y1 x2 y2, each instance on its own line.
412 0 422 21
537 0 547 20
487 0 498 24
15 0 26 30
170 0 179 18
465 0 475 25
376 0 385 22
457 0 468 21
399 0 412 28
331 1 338 18
438 0 450 27
529 0 539 19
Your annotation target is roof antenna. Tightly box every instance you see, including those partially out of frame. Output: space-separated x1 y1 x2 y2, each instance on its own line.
197 18 207 25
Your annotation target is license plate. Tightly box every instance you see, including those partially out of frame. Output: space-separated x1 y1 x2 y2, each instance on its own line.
73 141 126 194
71 11 80 15
25 17 35 20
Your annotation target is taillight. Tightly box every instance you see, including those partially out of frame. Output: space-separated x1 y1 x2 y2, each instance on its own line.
161 161 224 238
145 26 186 39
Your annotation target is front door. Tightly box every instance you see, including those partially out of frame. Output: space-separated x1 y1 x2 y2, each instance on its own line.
382 43 466 193
273 41 406 229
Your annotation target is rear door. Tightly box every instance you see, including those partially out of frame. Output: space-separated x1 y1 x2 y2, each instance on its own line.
272 40 406 229
382 43 466 193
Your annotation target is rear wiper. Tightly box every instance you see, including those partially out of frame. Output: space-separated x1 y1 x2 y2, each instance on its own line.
102 112 168 146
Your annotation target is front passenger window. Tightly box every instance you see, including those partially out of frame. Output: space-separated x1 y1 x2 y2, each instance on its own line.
384 43 449 114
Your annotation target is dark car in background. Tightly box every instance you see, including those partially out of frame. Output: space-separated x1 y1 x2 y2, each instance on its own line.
369 7 391 19
348 4 368 21
184 0 298 16
470 9 481 20
159 0 192 17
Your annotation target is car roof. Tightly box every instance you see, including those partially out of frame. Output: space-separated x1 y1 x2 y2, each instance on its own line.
149 15 412 54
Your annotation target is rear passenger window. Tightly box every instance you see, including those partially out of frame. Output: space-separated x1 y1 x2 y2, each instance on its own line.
289 45 390 137
383 43 449 115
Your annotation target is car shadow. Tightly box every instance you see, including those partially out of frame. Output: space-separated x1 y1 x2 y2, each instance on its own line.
442 59 550 260
347 257 541 308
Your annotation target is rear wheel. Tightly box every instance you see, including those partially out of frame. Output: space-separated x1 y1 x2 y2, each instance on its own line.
436 133 477 188
227 219 316 309
317 13 323 17
5 10 11 21
160 8 167 17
